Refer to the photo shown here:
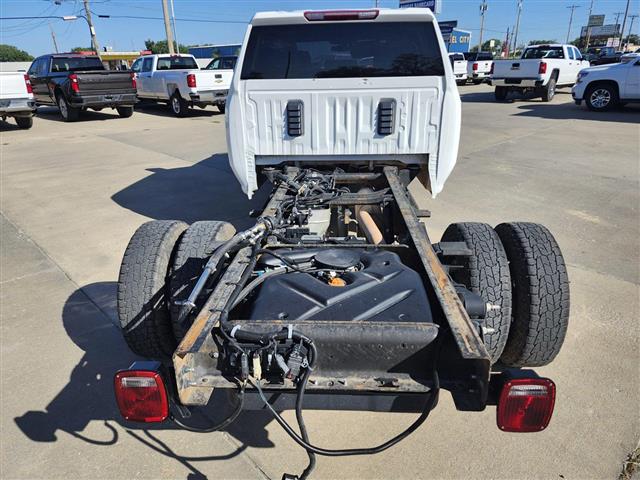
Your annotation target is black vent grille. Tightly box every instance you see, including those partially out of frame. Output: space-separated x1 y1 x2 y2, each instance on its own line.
377 100 395 136
286 100 304 137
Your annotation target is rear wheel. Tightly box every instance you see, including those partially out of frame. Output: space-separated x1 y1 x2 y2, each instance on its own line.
57 94 79 122
541 76 557 102
495 222 570 367
217 102 226 114
442 223 512 363
116 106 134 118
585 83 618 111
117 220 188 359
170 221 236 340
170 92 189 117
495 86 508 101
15 116 33 129
456 79 467 86
473 79 484 85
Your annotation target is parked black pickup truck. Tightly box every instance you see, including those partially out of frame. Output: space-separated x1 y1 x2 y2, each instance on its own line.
27 53 137 121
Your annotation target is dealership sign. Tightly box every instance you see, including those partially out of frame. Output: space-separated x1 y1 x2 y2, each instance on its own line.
399 0 441 14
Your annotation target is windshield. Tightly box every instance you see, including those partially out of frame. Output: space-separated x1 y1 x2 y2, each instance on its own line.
205 56 237 70
464 52 478 61
156 56 198 70
51 57 104 72
241 22 445 79
522 46 564 59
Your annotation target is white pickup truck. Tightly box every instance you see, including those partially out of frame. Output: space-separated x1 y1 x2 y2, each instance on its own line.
572 53 640 111
464 51 494 84
448 52 468 86
491 44 590 101
0 72 36 129
131 54 232 116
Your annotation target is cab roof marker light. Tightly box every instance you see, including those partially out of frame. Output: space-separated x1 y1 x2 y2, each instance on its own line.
304 10 379 22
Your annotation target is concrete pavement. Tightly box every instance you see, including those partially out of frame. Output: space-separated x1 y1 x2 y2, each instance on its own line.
1 85 638 479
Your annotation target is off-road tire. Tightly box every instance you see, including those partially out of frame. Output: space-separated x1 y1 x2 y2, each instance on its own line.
118 220 188 359
473 79 484 85
456 79 467 86
495 222 570 367
57 94 79 122
170 221 236 340
170 91 189 117
541 76 557 102
217 102 226 114
442 223 512 363
495 86 508 101
585 82 619 111
116 106 134 118
15 116 33 129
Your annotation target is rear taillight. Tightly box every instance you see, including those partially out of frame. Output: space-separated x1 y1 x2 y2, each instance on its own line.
23 74 33 94
472 62 478 71
69 73 80 93
489 62 494 75
186 73 197 88
304 9 379 21
497 378 555 432
130 72 137 89
114 366 169 423
538 61 547 74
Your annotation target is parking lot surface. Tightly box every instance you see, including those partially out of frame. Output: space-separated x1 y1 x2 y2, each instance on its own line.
1 84 638 479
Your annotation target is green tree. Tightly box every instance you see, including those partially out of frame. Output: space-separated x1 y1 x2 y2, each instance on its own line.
144 39 189 54
71 46 94 53
470 38 502 54
0 44 34 62
528 40 558 46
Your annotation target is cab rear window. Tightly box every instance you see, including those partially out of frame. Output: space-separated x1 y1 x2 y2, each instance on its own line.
156 56 198 70
51 57 104 72
241 22 445 79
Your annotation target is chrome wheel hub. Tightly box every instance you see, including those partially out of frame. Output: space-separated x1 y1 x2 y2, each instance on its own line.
590 89 611 109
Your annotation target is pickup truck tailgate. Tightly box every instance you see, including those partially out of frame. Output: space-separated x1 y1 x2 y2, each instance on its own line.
194 69 232 91
75 70 135 93
0 72 29 99
492 60 540 79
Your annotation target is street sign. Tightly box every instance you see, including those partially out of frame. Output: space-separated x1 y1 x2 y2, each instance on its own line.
399 0 441 14
438 20 458 43
581 24 620 38
606 37 620 47
587 14 605 27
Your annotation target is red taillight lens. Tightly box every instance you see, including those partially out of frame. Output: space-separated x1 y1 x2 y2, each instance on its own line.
130 72 137 89
489 62 494 75
114 370 169 423
472 62 478 71
186 73 197 88
23 74 33 94
497 378 555 432
538 61 547 74
304 9 379 21
69 73 80 93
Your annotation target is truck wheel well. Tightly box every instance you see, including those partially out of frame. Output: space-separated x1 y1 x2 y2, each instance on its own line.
586 79 619 96
550 69 559 80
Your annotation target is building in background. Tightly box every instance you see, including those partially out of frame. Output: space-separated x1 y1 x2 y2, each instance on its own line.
447 28 472 53
188 44 241 59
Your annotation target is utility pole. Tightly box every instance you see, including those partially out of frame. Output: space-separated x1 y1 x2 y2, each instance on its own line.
49 22 59 53
82 0 101 56
512 0 523 58
478 1 488 52
161 0 176 55
585 0 594 50
170 0 179 53
618 0 630 50
566 5 580 44
626 14 638 50
504 26 510 58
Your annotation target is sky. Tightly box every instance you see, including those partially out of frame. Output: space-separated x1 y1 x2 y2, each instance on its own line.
1 0 638 57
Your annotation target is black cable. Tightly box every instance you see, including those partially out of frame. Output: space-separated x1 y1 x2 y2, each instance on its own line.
251 370 439 457
296 366 316 479
170 384 245 433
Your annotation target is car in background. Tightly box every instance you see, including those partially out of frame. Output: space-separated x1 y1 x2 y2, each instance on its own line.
0 72 36 129
621 48 640 63
572 53 640 111
132 54 230 115
203 55 237 71
464 51 493 84
584 46 622 65
448 52 468 86
28 53 137 122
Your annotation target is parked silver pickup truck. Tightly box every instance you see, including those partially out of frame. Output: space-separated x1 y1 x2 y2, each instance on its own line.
132 54 232 116
0 72 36 129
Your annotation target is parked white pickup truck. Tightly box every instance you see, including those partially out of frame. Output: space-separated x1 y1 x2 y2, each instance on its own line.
464 51 493 84
0 72 36 129
131 54 231 116
491 44 589 101
449 52 468 86
572 53 640 111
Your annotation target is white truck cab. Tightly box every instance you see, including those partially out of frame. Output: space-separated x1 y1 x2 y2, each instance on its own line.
449 52 468 85
226 8 461 199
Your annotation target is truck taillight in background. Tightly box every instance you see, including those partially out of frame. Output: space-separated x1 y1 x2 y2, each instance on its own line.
23 74 33 94
472 62 478 71
130 72 137 90
538 61 547 74
186 73 197 88
114 363 169 423
497 378 556 432
69 73 80 93
304 9 379 21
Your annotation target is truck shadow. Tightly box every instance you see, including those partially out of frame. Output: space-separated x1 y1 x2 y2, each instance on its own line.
0 119 25 131
35 105 123 122
514 102 640 123
134 102 223 118
460 89 574 104
111 153 271 229
13 282 275 479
